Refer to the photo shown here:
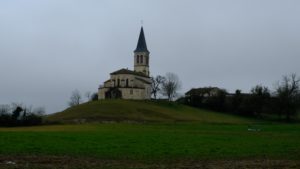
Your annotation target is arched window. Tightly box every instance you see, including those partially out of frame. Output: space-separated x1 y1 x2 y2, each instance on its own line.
137 55 140 63
140 55 143 63
126 79 129 87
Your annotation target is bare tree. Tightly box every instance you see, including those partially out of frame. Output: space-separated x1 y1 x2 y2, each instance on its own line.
85 91 92 101
276 73 300 121
151 75 165 99
25 105 33 114
11 102 23 112
161 72 181 101
0 104 10 115
33 107 46 116
250 85 270 117
12 106 23 120
68 89 82 107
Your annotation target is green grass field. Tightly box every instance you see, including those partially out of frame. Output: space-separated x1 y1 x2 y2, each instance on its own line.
0 123 300 160
1 100 299 168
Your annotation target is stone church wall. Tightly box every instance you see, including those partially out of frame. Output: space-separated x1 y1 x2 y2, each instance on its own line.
98 87 150 100
98 88 109 99
121 88 145 99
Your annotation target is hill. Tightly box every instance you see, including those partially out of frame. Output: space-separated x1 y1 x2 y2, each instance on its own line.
47 100 256 124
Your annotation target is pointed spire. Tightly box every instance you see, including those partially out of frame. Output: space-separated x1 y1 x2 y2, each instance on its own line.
134 27 149 53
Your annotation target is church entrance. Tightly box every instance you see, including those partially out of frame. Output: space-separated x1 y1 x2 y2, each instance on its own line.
105 88 122 99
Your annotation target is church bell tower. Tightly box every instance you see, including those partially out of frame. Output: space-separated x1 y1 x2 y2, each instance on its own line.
134 27 150 76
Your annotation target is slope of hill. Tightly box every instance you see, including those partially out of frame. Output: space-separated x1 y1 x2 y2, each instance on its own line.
47 100 256 124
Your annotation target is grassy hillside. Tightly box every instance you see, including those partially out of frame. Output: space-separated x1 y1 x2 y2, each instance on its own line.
47 100 255 124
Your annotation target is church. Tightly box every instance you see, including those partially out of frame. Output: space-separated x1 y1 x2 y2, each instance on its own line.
98 27 152 100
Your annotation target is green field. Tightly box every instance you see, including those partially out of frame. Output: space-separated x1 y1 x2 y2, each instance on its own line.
0 123 300 168
1 100 300 168
1 123 300 159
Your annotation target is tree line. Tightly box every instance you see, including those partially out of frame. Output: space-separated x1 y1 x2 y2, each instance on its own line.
0 103 45 126
177 74 300 122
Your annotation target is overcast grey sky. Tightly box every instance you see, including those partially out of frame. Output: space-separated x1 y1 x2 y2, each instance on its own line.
0 0 299 113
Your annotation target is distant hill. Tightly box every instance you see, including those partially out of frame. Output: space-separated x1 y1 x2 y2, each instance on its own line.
47 100 256 124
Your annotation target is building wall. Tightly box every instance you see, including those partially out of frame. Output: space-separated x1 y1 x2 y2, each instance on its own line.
109 74 136 88
98 88 109 99
121 88 145 99
98 73 151 100
98 86 151 100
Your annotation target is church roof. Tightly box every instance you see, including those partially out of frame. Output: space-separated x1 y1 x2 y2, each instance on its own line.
134 27 149 53
104 79 110 83
110 68 149 77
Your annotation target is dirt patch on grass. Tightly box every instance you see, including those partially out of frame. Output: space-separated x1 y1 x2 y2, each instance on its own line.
0 156 299 169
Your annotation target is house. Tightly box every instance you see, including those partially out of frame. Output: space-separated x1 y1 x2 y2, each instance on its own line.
185 87 223 98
